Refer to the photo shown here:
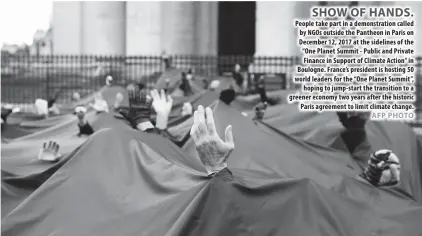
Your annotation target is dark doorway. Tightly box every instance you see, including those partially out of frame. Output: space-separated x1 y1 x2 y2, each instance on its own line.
218 2 256 56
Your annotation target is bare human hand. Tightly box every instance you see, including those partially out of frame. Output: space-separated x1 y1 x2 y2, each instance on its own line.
90 93 109 113
114 92 124 109
181 102 193 117
38 141 62 162
74 106 87 123
150 89 173 130
190 105 234 175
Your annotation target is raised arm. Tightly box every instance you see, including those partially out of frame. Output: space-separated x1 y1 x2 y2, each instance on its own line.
90 93 109 113
359 149 400 187
113 92 124 111
151 89 172 131
190 105 235 176
74 106 94 136
337 111 371 155
118 84 153 130
149 89 193 146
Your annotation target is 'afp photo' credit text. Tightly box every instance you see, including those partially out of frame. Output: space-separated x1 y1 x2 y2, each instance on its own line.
289 5 418 122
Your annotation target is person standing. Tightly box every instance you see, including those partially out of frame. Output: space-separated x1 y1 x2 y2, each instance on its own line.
232 64 244 88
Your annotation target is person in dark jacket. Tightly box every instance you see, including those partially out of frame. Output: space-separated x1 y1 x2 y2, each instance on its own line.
232 64 244 87
161 51 171 70
256 75 268 103
179 72 193 97
47 88 63 115
163 79 170 94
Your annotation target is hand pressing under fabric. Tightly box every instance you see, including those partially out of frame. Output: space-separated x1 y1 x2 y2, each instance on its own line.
114 92 124 110
119 84 152 129
75 106 94 136
181 102 193 117
35 99 49 117
105 75 113 86
360 149 400 187
38 141 62 162
1 106 20 130
72 92 81 102
209 80 220 91
75 106 87 121
1 105 20 121
150 89 173 130
253 102 268 121
3 104 20 114
190 105 235 176
90 93 109 113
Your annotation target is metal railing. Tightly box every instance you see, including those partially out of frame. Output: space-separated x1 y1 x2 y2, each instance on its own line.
1 54 421 125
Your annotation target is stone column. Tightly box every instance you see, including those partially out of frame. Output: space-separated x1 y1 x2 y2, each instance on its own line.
398 1 422 56
194 1 218 55
52 2 82 54
193 2 218 75
81 2 126 55
253 1 316 86
126 2 161 55
255 2 297 57
160 2 196 55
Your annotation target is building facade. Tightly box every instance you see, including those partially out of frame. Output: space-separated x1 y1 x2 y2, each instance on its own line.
52 1 422 57
30 29 53 56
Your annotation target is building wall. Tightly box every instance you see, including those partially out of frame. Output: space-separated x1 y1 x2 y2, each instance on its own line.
52 2 82 54
52 1 422 56
255 2 297 57
81 2 126 55
30 30 52 56
194 2 218 55
126 2 161 55
160 2 196 55
398 1 422 56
